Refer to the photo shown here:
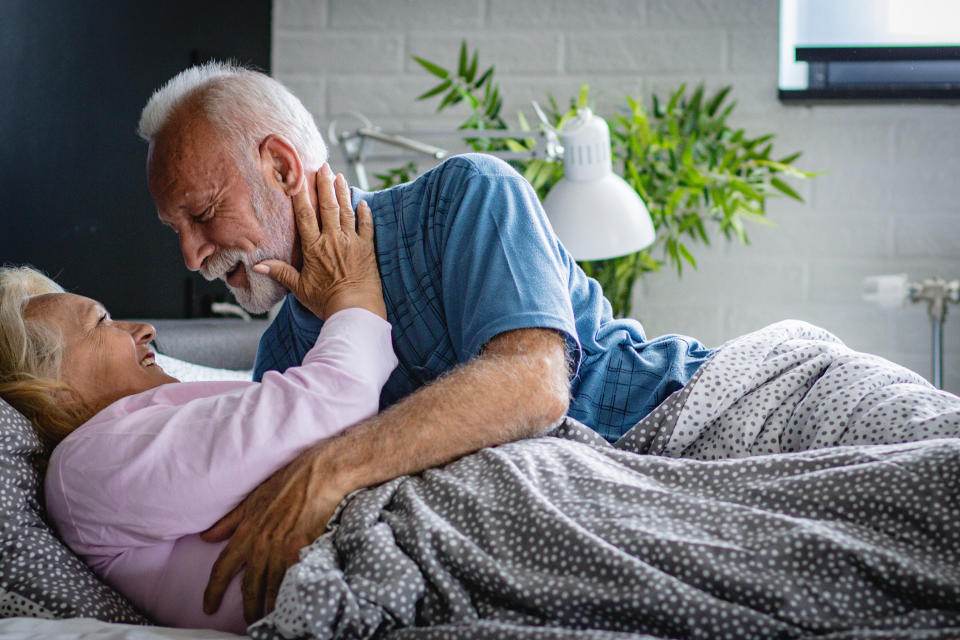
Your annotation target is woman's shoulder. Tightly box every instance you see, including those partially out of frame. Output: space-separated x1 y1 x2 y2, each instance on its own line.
62 381 249 444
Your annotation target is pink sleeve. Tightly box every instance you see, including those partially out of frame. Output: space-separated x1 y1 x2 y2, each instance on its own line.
46 308 397 549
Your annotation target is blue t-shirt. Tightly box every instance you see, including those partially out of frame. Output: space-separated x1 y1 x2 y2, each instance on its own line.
255 154 713 442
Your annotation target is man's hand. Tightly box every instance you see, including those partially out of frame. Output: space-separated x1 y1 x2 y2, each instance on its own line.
201 452 346 623
202 327 568 624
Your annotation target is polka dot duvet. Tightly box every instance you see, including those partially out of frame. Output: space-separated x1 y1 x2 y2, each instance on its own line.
252 321 960 639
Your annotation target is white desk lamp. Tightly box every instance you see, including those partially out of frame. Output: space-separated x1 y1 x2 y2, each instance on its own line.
539 107 655 260
329 107 655 261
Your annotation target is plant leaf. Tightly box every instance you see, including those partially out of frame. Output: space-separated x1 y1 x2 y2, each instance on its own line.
678 242 697 268
416 79 452 101
778 151 801 165
705 86 732 116
719 100 737 120
688 85 704 113
504 138 528 152
577 84 590 108
667 84 685 112
457 41 468 77
739 209 776 226
437 87 461 111
455 84 479 110
414 56 449 79
523 161 541 183
486 87 501 117
517 110 530 131
757 160 822 179
770 177 803 201
728 178 762 200
639 251 661 271
467 51 478 82
474 66 494 88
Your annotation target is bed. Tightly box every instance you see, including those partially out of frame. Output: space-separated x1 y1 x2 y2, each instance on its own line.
2 318 960 639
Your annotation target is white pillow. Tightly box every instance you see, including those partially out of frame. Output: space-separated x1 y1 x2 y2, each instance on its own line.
154 353 252 383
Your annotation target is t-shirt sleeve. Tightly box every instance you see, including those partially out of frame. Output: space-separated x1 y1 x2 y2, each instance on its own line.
46 309 397 548
438 155 581 361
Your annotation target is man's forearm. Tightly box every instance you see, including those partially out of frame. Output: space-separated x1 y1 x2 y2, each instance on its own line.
201 328 570 620
306 328 570 499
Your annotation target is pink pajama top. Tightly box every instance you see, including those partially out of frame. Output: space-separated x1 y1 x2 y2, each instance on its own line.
44 308 397 634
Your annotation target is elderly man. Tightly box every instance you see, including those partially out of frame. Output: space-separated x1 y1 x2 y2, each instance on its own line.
140 62 712 622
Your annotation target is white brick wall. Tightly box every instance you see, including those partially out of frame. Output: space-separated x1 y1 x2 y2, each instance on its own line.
273 0 960 393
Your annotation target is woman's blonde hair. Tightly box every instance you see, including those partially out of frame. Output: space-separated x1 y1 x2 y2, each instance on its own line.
0 266 85 454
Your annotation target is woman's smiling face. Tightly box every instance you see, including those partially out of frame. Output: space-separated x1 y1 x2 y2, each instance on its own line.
24 293 178 420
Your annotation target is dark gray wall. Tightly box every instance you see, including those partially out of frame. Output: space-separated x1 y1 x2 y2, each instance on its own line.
0 0 271 317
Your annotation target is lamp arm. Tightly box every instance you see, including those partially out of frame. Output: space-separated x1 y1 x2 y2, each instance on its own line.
329 113 561 190
355 129 449 160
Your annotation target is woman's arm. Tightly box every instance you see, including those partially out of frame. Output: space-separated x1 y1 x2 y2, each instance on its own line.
45 307 395 546
45 166 393 547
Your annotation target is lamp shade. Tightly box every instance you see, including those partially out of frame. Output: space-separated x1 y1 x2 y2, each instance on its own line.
542 107 655 261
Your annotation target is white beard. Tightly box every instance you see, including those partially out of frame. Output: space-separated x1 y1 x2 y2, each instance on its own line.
232 266 287 314
201 180 295 314
209 246 288 314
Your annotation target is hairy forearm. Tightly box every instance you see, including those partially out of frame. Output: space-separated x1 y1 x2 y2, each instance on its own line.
201 329 570 621
306 328 570 497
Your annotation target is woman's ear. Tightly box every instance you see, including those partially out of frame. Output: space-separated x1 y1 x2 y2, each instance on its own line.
258 134 304 196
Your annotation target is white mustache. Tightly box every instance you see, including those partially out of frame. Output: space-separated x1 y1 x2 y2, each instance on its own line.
201 248 253 282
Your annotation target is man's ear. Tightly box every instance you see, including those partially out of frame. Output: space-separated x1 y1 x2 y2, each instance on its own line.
258 134 304 196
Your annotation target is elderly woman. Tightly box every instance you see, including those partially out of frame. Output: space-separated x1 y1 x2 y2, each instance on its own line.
0 166 393 634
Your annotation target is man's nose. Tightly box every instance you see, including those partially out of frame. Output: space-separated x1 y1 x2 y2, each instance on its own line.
180 229 216 272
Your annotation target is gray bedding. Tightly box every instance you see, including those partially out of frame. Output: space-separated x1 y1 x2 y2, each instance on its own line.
250 321 960 640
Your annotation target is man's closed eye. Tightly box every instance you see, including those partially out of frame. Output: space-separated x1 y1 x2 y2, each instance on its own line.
193 207 214 223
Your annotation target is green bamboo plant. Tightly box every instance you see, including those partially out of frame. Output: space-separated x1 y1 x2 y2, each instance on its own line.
377 42 817 317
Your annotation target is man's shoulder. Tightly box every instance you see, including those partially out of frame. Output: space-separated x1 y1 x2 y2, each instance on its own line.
443 152 515 173
364 155 525 210
413 153 521 187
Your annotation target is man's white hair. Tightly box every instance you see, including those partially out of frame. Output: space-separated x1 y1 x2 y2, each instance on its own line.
138 61 327 170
